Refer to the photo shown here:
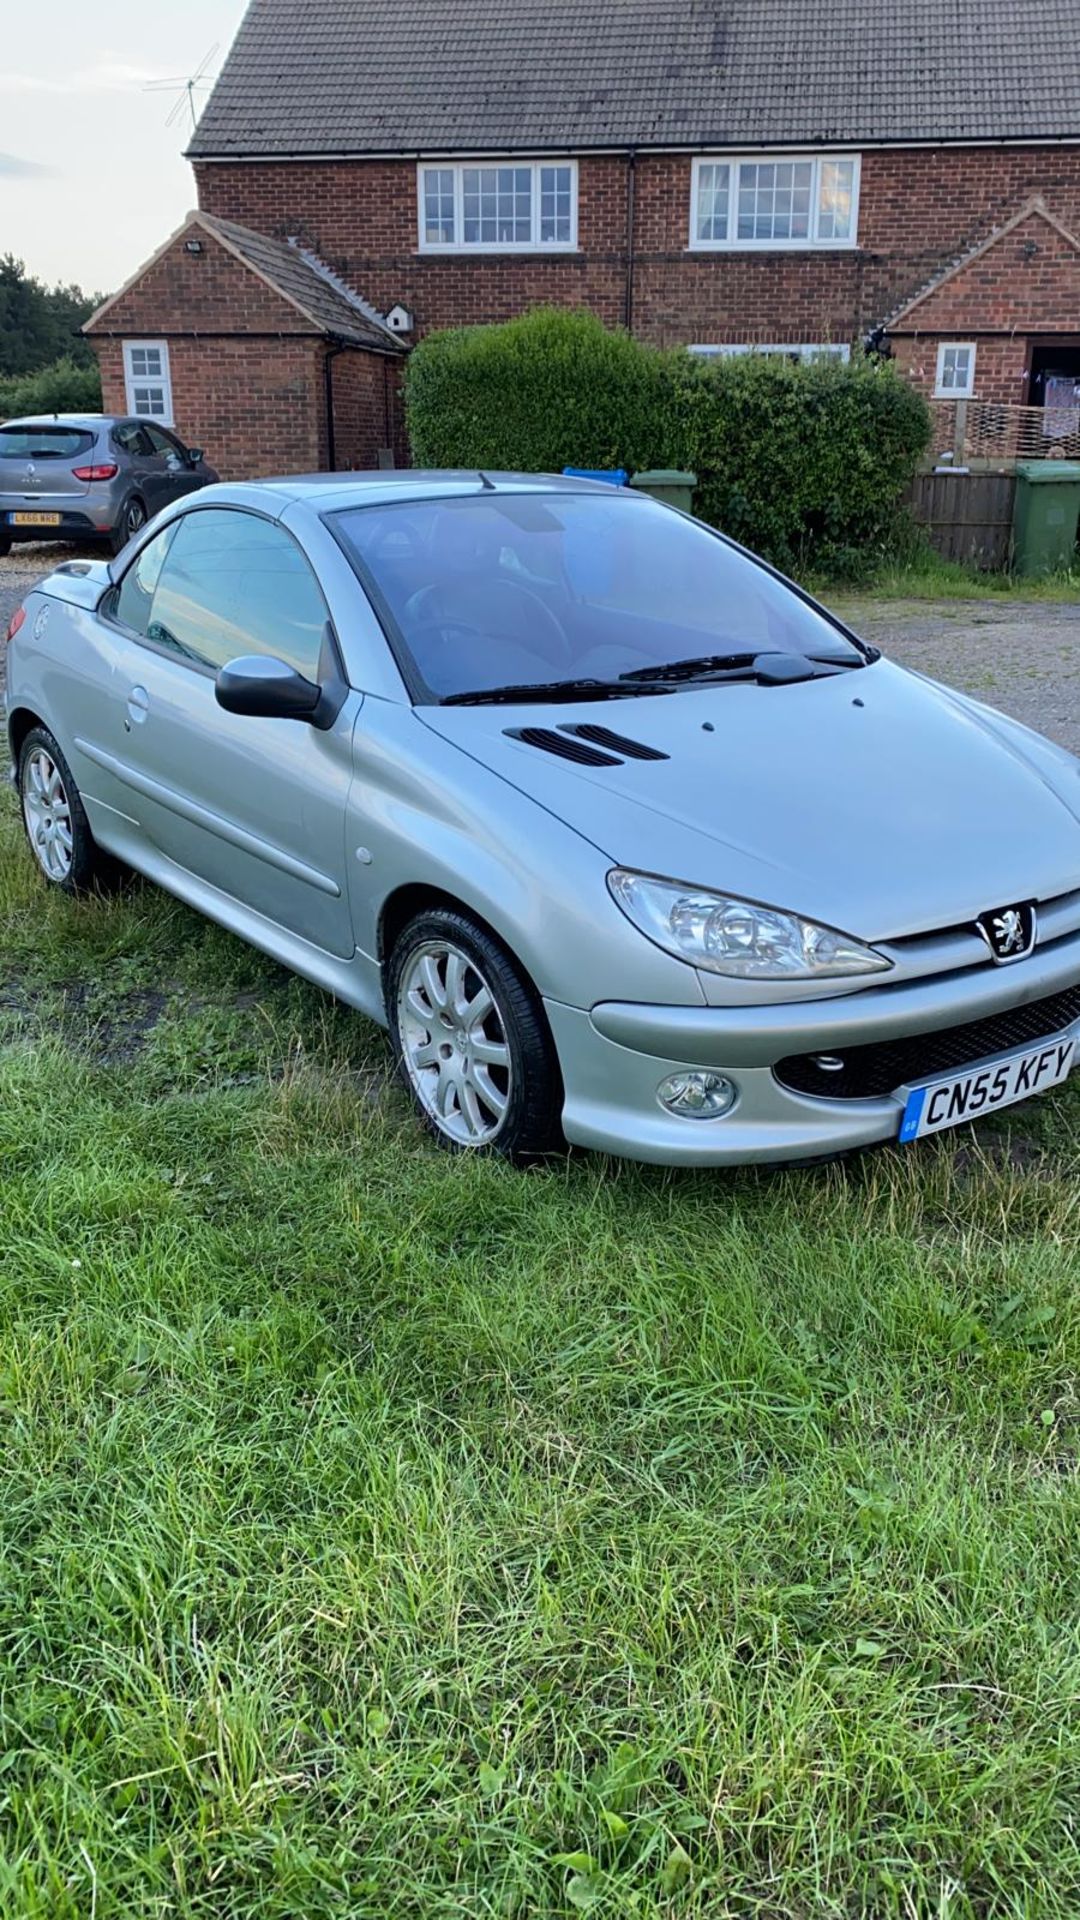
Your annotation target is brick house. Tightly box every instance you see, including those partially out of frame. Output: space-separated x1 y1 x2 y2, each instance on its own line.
85 0 1080 477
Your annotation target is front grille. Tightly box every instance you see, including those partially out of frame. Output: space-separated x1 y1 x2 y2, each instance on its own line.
775 982 1080 1101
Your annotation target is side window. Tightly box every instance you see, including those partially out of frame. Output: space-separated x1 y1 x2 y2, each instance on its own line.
144 508 329 677
145 426 183 466
113 423 154 457
114 523 178 636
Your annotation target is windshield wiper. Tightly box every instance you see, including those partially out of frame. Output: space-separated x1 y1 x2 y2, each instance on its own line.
619 652 758 683
440 676 675 706
619 648 864 687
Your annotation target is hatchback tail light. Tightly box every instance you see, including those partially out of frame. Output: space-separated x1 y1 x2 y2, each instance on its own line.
6 606 26 642
72 463 119 482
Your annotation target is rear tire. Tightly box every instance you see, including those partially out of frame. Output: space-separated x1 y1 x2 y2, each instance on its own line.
108 495 147 557
387 907 564 1162
17 726 120 896
0 529 11 558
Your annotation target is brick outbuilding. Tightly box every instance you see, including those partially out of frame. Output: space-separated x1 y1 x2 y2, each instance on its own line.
84 210 406 479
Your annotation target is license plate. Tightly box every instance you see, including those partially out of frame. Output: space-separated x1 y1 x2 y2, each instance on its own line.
899 1036 1076 1142
10 511 61 526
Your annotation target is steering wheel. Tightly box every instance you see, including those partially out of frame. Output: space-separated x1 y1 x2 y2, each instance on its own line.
404 619 490 694
403 578 570 664
364 516 428 563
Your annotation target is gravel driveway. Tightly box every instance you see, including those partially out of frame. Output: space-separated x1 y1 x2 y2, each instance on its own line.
2 544 1079 749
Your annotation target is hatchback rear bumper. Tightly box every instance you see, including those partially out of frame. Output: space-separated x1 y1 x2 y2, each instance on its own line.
2 506 114 539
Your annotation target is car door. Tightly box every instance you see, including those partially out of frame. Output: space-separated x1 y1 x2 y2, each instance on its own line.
145 426 205 506
112 420 171 516
100 505 359 958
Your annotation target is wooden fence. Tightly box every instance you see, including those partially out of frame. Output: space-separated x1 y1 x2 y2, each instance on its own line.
908 469 1016 570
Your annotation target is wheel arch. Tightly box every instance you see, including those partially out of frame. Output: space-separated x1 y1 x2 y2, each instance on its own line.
6 703 47 766
378 882 523 978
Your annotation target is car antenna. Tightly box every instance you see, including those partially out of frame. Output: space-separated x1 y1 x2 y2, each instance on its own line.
477 470 496 490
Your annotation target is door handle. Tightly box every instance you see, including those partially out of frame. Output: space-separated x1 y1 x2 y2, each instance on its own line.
126 685 150 728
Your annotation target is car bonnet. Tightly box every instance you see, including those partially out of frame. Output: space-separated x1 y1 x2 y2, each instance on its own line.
420 659 1080 944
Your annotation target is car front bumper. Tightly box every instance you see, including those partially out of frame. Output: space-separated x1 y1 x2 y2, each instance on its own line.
546 928 1080 1165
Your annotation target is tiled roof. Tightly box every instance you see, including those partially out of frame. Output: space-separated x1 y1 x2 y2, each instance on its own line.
200 214 404 348
189 0 1080 159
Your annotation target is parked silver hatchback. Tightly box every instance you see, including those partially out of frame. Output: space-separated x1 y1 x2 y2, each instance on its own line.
0 414 218 558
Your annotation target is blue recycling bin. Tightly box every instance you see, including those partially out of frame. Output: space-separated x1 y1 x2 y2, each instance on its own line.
562 466 629 486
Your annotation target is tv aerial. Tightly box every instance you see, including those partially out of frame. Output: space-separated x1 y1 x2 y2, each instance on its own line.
145 45 219 132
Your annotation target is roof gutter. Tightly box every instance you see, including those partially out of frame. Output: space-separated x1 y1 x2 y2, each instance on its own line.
188 134 1080 163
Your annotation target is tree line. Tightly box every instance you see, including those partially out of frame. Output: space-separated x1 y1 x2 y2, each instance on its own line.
0 255 106 416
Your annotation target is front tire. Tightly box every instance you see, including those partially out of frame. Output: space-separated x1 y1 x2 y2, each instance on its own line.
18 727 117 895
387 908 564 1161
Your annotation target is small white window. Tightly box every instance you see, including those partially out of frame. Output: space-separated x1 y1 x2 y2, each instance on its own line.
690 155 860 250
123 340 173 423
418 161 577 251
935 342 977 399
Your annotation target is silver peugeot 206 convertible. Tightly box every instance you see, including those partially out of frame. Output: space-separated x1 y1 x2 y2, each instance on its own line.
6 471 1080 1165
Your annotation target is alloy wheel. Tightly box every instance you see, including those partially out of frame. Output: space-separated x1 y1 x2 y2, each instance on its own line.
397 940 512 1144
126 500 146 537
22 746 74 882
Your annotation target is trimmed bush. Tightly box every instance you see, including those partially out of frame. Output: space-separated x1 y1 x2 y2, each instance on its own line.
676 349 932 576
0 354 103 421
405 307 685 474
404 308 931 575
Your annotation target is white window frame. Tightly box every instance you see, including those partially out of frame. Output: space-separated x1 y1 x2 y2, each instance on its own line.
934 341 977 399
122 340 173 424
416 159 578 253
689 154 861 251
689 342 851 363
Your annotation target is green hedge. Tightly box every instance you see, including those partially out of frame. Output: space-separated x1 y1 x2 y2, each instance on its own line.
679 349 932 575
406 307 686 475
404 308 931 575
0 354 102 421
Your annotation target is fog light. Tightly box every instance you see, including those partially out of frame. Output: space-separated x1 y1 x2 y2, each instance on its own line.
657 1070 737 1119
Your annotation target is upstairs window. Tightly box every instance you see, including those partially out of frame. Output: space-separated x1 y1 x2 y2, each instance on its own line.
123 340 173 422
691 155 860 249
689 342 851 364
418 161 577 251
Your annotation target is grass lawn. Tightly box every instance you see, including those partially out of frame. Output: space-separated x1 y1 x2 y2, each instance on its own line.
3 763 1080 1918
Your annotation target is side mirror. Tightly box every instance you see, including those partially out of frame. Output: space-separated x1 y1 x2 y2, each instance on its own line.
186 446 204 466
215 655 322 723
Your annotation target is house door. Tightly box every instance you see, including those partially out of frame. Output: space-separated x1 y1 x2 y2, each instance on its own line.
1027 343 1080 436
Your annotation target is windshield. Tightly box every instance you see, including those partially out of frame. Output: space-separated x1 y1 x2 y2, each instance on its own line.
330 491 865 702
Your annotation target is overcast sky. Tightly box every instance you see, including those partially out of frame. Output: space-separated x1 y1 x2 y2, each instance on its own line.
3 0 249 295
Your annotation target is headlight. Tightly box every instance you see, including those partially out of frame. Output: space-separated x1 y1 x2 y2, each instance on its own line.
608 870 892 980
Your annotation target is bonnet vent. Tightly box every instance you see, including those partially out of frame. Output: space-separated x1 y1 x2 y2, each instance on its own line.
561 723 669 761
504 727 621 767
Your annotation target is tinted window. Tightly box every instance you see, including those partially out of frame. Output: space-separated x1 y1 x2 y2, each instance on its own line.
0 426 94 460
115 523 178 635
145 426 184 462
332 492 862 700
140 508 328 677
113 423 155 457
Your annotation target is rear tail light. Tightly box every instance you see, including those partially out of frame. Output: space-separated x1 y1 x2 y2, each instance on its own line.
6 606 26 642
72 463 119 482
